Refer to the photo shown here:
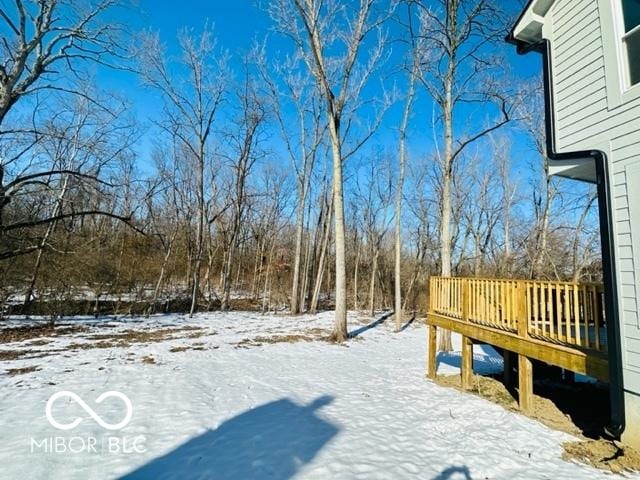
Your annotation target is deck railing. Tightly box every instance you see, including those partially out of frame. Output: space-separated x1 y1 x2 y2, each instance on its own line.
429 276 606 352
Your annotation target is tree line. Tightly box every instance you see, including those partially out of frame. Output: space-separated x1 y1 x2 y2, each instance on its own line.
0 0 601 343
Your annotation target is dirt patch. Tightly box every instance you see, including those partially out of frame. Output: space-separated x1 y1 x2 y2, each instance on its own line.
434 374 639 474
435 374 519 412
0 349 59 361
169 344 207 353
68 340 120 350
235 333 321 348
66 326 208 351
0 324 88 344
140 355 156 364
0 350 27 361
434 374 584 437
5 365 40 376
88 326 203 343
563 439 640 474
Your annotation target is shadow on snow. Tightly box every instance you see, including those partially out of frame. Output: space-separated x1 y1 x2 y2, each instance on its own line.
436 347 504 376
120 396 338 480
348 311 393 338
432 465 473 479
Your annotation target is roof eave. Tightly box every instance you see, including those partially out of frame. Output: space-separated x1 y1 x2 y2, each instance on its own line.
506 0 556 52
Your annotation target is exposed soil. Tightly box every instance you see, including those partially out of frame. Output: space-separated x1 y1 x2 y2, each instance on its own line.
0 324 88 344
169 344 208 353
87 326 204 343
0 349 57 361
234 332 323 348
5 365 40 376
435 374 519 414
563 439 640 474
140 355 156 364
65 326 207 351
434 373 638 474
0 324 210 362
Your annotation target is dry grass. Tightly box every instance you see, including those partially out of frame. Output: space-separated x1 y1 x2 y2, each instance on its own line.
140 355 156 364
0 349 57 361
67 326 207 351
169 343 208 353
0 324 88 344
234 333 321 348
5 365 40 376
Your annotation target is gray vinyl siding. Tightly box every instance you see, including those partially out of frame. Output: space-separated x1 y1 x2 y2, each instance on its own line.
550 0 640 388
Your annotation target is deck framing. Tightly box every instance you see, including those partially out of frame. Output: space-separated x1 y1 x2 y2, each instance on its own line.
427 312 609 382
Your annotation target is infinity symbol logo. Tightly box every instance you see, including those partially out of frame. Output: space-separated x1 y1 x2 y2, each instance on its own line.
46 391 133 431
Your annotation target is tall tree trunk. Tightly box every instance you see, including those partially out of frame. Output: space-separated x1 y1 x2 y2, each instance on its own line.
353 241 361 310
190 150 205 317
438 39 455 352
148 226 178 316
395 59 417 330
300 214 313 311
290 179 307 314
369 248 379 317
24 171 72 309
310 195 334 314
328 119 348 341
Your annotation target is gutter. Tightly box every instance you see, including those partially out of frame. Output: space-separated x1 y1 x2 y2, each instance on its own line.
505 34 626 438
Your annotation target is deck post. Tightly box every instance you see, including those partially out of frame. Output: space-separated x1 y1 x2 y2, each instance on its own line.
515 280 533 411
462 279 469 322
461 335 473 389
518 354 533 412
516 280 529 339
427 324 438 379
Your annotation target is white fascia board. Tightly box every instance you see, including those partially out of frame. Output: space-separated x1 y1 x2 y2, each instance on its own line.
513 0 557 44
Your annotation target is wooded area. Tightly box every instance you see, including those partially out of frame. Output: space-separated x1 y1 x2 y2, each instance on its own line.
0 0 602 341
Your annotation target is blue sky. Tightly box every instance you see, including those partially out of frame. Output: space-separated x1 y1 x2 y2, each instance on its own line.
100 1 544 183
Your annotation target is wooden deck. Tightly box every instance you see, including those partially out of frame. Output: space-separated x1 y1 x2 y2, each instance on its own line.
426 277 609 411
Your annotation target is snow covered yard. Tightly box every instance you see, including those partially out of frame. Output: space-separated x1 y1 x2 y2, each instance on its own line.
0 311 633 479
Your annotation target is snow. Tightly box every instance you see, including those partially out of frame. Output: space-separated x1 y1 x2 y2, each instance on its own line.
0 311 633 479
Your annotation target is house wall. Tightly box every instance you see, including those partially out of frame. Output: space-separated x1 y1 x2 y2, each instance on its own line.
546 0 640 445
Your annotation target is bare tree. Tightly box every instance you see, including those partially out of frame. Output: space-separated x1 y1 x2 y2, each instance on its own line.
269 0 392 341
219 60 267 311
410 0 515 350
0 0 126 126
137 25 226 316
394 29 419 330
0 0 131 246
257 52 325 314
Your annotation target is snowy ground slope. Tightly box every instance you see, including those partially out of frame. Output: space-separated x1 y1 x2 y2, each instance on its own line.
0 311 631 479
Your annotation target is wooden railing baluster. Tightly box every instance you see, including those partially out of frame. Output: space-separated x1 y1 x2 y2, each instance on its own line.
427 276 606 353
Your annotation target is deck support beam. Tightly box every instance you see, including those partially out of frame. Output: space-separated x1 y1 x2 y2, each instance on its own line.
518 354 533 413
461 336 473 389
426 312 609 382
428 325 437 379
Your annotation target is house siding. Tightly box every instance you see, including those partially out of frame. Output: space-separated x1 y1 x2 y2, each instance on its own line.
550 0 640 389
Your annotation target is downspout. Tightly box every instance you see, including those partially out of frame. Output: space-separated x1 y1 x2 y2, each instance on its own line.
539 40 625 437
506 34 626 438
